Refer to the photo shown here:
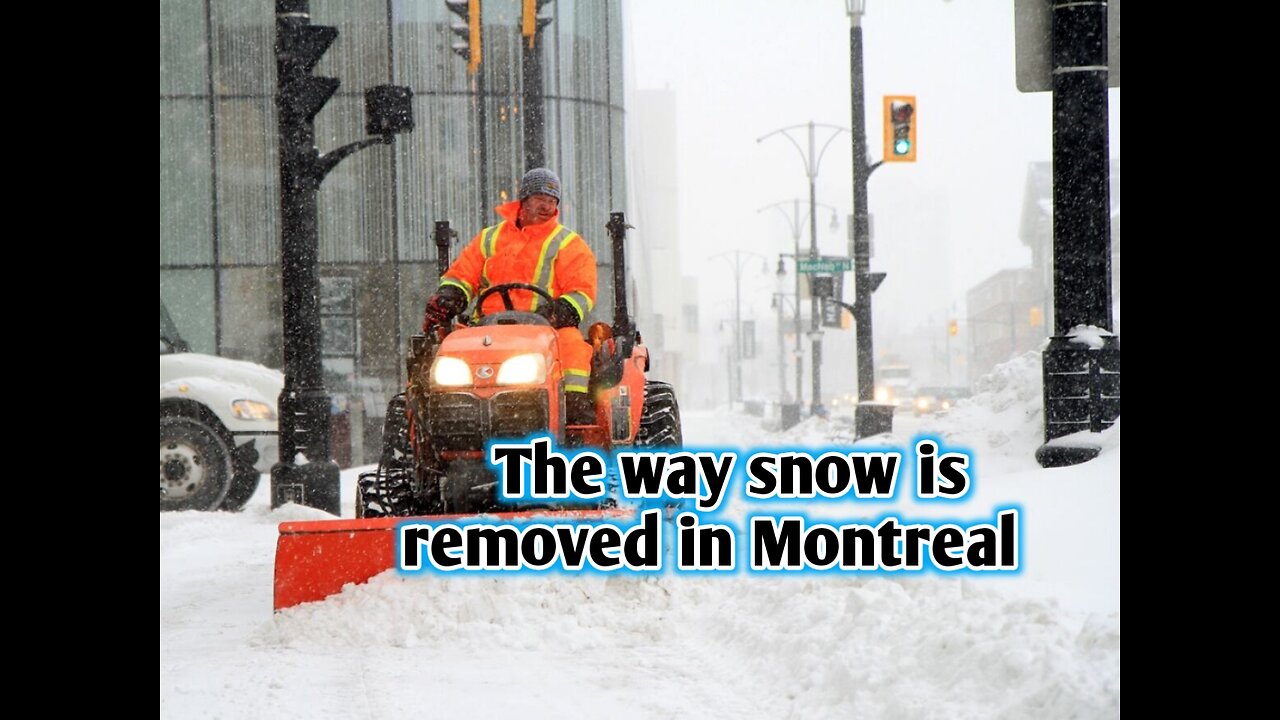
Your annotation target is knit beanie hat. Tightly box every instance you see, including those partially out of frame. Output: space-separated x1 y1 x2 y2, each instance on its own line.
518 168 561 202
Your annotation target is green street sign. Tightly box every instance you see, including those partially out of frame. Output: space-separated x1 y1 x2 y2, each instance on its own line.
797 258 852 273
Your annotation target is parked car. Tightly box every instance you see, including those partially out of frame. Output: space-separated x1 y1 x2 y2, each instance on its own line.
912 386 971 416
160 301 282 511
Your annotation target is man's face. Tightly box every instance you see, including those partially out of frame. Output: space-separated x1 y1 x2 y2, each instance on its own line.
519 193 558 226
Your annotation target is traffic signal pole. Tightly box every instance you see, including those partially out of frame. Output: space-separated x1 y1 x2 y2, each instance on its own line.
521 0 553 169
847 3 892 439
271 0 413 514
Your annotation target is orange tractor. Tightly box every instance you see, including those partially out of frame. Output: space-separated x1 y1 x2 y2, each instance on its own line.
273 213 682 609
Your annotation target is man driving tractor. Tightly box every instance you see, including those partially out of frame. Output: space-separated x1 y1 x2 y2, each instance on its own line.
421 168 599 425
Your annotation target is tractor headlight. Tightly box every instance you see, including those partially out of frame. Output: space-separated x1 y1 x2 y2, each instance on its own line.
497 353 546 385
231 399 276 421
432 357 472 386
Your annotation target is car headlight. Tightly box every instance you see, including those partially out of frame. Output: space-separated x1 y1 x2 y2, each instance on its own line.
915 397 930 411
432 356 472 386
940 400 952 411
231 399 276 421
497 353 546 385
874 386 891 403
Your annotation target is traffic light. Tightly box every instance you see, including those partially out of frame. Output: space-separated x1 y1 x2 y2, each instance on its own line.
522 0 553 47
883 95 917 162
446 0 482 74
276 19 339 124
948 319 958 336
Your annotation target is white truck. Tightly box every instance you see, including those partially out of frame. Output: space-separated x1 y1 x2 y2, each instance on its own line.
160 302 282 511
874 363 914 412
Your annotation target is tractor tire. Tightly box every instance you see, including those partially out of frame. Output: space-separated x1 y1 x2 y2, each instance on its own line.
160 416 233 512
637 381 683 449
358 394 438 518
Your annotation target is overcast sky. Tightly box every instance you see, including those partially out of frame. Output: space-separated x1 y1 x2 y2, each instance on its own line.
623 0 1120 334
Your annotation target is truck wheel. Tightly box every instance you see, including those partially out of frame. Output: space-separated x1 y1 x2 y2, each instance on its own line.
160 416 232 512
638 381 683 448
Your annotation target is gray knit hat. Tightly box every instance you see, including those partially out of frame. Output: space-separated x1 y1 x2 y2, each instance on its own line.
518 168 561 202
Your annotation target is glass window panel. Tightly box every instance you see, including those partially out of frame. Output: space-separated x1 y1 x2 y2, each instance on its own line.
160 0 209 95
211 0 274 97
160 99 214 266
219 266 283 367
161 269 217 355
215 98 279 265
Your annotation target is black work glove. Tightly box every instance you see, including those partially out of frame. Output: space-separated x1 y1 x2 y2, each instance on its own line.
548 297 582 329
422 286 467 331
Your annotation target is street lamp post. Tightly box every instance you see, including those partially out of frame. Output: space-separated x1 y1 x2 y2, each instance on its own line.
759 199 840 409
758 122 849 417
710 250 768 406
846 0 892 439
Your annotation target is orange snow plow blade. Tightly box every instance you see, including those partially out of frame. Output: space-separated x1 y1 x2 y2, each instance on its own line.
273 509 628 611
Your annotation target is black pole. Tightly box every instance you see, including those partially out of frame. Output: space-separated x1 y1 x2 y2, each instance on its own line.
476 68 490 230
522 31 547 169
849 13 892 439
270 0 341 514
1036 0 1119 467
271 0 411 512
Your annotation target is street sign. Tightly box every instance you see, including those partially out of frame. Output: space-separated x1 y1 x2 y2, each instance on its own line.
798 257 852 273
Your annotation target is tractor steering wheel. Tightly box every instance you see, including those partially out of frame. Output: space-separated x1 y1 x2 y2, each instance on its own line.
473 282 557 324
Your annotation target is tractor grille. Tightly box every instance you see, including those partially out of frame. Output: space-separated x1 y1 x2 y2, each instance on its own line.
427 390 550 450
427 393 484 450
491 390 550 439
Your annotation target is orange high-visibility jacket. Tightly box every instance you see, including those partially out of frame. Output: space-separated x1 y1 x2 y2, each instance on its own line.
438 201 597 393
440 200 597 320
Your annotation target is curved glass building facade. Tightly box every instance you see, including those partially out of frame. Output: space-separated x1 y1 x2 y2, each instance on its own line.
160 0 626 462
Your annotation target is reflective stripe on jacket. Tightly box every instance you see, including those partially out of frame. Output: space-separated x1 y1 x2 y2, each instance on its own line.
440 200 597 319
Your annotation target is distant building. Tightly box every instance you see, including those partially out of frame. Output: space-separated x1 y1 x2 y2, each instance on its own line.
1018 158 1121 330
628 89 698 396
965 268 1046 388
964 157 1120 385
